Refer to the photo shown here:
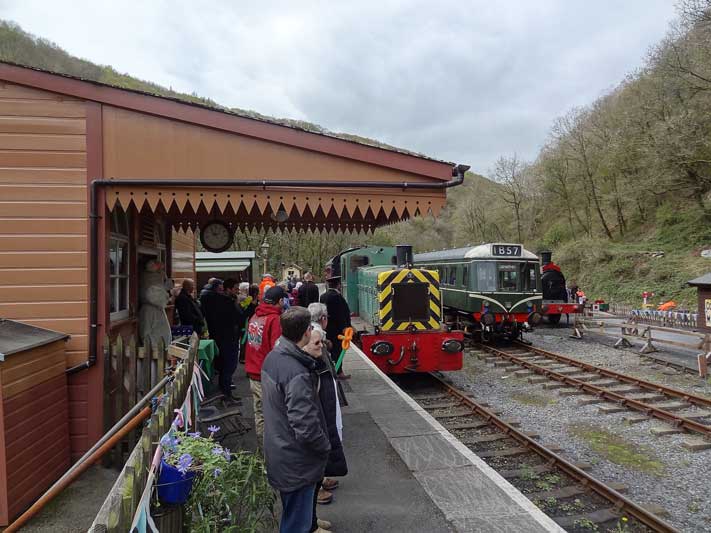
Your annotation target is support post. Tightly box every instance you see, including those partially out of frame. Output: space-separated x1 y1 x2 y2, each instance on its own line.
639 326 658 354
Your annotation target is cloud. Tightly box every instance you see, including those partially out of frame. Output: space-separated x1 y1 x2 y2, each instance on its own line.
1 0 677 174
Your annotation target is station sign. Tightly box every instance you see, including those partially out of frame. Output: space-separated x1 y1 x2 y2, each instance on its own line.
492 244 522 257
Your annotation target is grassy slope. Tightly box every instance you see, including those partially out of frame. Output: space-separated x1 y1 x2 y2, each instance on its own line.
549 205 711 310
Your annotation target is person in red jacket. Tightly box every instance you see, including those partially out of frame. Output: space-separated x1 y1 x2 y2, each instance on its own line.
245 285 285 444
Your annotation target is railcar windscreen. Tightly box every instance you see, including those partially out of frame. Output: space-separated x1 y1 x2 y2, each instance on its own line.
392 282 429 322
498 263 519 292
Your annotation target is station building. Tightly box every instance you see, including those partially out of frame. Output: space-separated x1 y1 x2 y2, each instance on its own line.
0 60 466 518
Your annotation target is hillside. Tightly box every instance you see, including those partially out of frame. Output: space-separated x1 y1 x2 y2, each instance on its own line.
0 20 425 157
377 3 711 310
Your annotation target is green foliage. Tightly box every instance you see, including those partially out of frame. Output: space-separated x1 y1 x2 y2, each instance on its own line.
534 473 561 491
568 424 666 476
573 518 599 531
540 222 572 249
161 430 276 532
655 203 711 247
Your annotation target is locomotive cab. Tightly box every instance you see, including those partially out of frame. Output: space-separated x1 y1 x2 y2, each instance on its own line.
328 244 464 374
539 250 583 324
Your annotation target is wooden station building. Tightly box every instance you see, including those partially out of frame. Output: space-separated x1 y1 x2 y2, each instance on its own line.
0 60 466 518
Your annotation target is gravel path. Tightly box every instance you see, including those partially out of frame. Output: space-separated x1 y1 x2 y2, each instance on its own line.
443 329 711 533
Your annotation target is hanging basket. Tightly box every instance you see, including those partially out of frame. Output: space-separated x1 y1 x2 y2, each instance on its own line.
157 458 196 505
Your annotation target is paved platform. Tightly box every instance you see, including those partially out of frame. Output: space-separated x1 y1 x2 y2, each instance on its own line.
227 345 563 532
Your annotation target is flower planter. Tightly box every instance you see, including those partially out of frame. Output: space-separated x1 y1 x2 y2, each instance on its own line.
157 458 196 505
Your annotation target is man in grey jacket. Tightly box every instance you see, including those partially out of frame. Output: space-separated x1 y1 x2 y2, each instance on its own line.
261 307 331 533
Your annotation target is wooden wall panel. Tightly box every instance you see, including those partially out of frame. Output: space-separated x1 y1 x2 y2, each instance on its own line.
0 116 86 134
0 83 89 467
0 251 86 268
171 228 195 282
1 344 70 522
67 370 88 462
0 168 86 184
0 202 87 217
0 235 86 252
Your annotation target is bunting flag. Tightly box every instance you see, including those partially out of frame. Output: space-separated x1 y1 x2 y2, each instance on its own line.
173 406 185 429
131 360 207 531
129 471 159 533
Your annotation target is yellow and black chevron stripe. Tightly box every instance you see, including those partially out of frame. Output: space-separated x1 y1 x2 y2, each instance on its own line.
377 268 442 331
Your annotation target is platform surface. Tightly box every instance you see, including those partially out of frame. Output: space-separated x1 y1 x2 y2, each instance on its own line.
230 345 564 532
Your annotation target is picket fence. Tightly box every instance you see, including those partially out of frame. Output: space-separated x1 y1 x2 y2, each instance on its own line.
90 334 199 532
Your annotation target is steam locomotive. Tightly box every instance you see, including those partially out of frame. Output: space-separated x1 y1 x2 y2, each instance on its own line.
325 245 464 374
540 250 584 323
413 243 543 341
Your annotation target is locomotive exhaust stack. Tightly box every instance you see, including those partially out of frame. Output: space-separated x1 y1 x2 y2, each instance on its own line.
396 244 414 267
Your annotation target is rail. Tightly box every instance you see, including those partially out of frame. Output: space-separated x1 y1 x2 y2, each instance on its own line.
89 334 199 532
425 373 679 533
482 344 711 438
577 315 711 377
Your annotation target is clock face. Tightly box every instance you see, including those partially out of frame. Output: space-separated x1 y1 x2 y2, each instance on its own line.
201 222 233 252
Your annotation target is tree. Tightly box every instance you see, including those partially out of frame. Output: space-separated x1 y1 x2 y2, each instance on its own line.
493 154 529 243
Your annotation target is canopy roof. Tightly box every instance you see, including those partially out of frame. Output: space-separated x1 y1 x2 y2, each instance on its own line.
0 61 466 232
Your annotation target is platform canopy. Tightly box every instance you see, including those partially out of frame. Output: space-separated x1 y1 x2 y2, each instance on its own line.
0 62 465 233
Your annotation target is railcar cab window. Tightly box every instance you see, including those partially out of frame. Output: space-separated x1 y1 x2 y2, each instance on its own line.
462 265 469 288
476 262 497 292
522 262 538 291
498 263 519 292
450 267 456 285
109 207 130 321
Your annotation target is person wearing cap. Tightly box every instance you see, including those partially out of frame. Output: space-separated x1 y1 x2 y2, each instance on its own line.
320 277 352 380
259 273 276 300
245 285 286 443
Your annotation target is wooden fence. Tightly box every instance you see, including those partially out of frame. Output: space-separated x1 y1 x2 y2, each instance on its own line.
103 335 169 467
90 334 199 532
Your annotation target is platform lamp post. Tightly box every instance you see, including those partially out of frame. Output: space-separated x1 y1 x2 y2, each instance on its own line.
261 238 270 277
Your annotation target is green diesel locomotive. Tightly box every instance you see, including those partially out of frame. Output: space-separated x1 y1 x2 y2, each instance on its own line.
325 245 464 373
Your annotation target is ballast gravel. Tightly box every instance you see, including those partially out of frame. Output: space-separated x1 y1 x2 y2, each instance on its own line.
442 328 711 533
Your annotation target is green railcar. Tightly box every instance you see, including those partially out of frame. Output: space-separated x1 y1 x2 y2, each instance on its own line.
414 243 543 340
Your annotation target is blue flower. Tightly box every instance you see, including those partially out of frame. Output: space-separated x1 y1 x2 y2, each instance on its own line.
177 453 193 474
223 449 231 461
213 468 222 477
208 424 220 435
188 431 201 438
212 446 224 456
160 434 178 451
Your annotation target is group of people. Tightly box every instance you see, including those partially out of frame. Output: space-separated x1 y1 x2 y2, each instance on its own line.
175 273 353 533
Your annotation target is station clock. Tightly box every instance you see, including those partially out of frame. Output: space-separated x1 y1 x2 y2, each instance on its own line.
200 220 233 253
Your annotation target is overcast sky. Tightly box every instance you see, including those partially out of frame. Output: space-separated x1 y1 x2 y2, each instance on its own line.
1 0 678 175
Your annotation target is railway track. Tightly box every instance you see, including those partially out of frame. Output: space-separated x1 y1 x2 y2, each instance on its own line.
475 342 711 442
399 373 678 533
